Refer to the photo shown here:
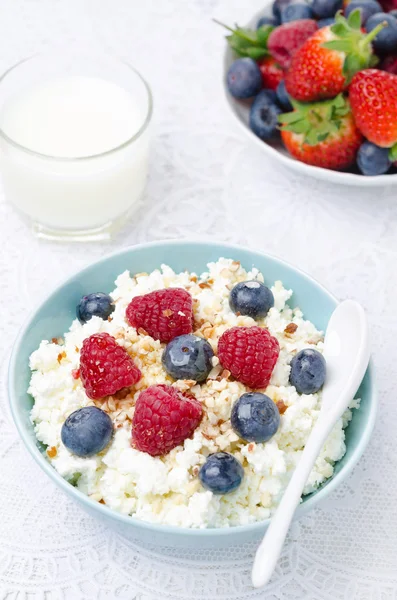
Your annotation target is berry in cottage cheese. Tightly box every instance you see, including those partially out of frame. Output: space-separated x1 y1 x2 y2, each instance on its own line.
289 348 326 394
131 384 203 457
28 258 359 529
231 392 280 443
162 334 214 382
77 292 115 324
229 280 274 319
199 452 245 494
61 406 113 457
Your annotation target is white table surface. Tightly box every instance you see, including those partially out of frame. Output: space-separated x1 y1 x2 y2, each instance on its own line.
1 0 397 598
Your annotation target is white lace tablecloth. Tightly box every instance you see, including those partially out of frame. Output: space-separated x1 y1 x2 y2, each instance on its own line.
1 0 396 598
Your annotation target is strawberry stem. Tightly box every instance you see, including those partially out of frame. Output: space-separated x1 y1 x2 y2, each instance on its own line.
362 21 388 46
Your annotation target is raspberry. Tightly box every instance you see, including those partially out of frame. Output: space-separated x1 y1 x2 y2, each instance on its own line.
218 326 279 389
126 288 193 343
268 20 318 69
131 385 203 456
80 333 141 400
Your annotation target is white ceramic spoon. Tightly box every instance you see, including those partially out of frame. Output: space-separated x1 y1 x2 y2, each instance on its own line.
252 299 370 589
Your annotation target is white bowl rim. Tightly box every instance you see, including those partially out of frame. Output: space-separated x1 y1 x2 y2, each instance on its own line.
8 239 378 538
222 6 397 187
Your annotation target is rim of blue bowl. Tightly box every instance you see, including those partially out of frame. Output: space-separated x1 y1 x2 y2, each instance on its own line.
8 239 378 538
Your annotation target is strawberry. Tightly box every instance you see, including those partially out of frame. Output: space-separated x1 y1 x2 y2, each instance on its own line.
279 94 363 169
268 19 319 69
257 56 285 89
285 9 385 101
349 70 397 159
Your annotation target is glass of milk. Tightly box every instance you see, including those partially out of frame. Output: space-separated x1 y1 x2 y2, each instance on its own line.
0 50 152 241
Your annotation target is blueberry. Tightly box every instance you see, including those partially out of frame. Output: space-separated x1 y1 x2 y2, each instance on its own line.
249 90 282 140
276 80 293 111
281 3 314 22
77 292 114 324
318 17 336 26
61 406 113 457
312 0 342 18
289 348 326 394
273 0 292 22
261 89 279 104
366 13 397 53
229 280 274 319
344 0 382 24
226 58 262 99
162 334 214 382
199 452 244 494
231 392 280 443
257 15 279 27
357 141 391 175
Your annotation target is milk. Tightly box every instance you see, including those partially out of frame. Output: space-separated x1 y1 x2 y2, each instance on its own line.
0 74 151 237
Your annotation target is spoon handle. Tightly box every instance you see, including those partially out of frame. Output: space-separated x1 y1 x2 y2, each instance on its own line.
251 415 335 588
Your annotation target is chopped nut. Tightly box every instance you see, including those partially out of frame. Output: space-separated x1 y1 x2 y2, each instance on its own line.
199 282 211 289
163 308 173 317
99 499 106 504
47 446 57 458
138 327 149 336
57 351 66 364
202 432 213 441
230 260 240 271
217 369 231 381
247 443 255 453
284 323 298 335
192 466 200 477
190 275 198 283
276 400 288 415
51 337 59 345
174 379 196 391
75 346 79 353
107 316 113 322
207 278 214 285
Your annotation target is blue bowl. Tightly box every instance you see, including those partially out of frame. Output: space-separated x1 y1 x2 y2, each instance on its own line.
8 240 377 552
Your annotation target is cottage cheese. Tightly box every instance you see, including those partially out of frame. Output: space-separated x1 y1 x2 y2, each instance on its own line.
29 258 358 528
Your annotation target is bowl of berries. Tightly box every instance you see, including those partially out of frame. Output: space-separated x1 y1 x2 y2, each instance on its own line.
220 0 397 183
8 241 376 552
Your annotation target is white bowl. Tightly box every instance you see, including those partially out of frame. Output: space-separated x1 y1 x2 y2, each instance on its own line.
223 5 397 186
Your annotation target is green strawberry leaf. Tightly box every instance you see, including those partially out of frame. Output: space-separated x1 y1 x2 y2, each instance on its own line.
278 112 304 124
305 129 320 146
245 46 269 59
317 132 330 142
369 54 379 67
347 8 362 30
214 19 270 57
323 40 354 52
279 95 352 147
256 24 274 46
330 22 351 37
389 144 397 162
284 119 310 134
343 54 365 81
